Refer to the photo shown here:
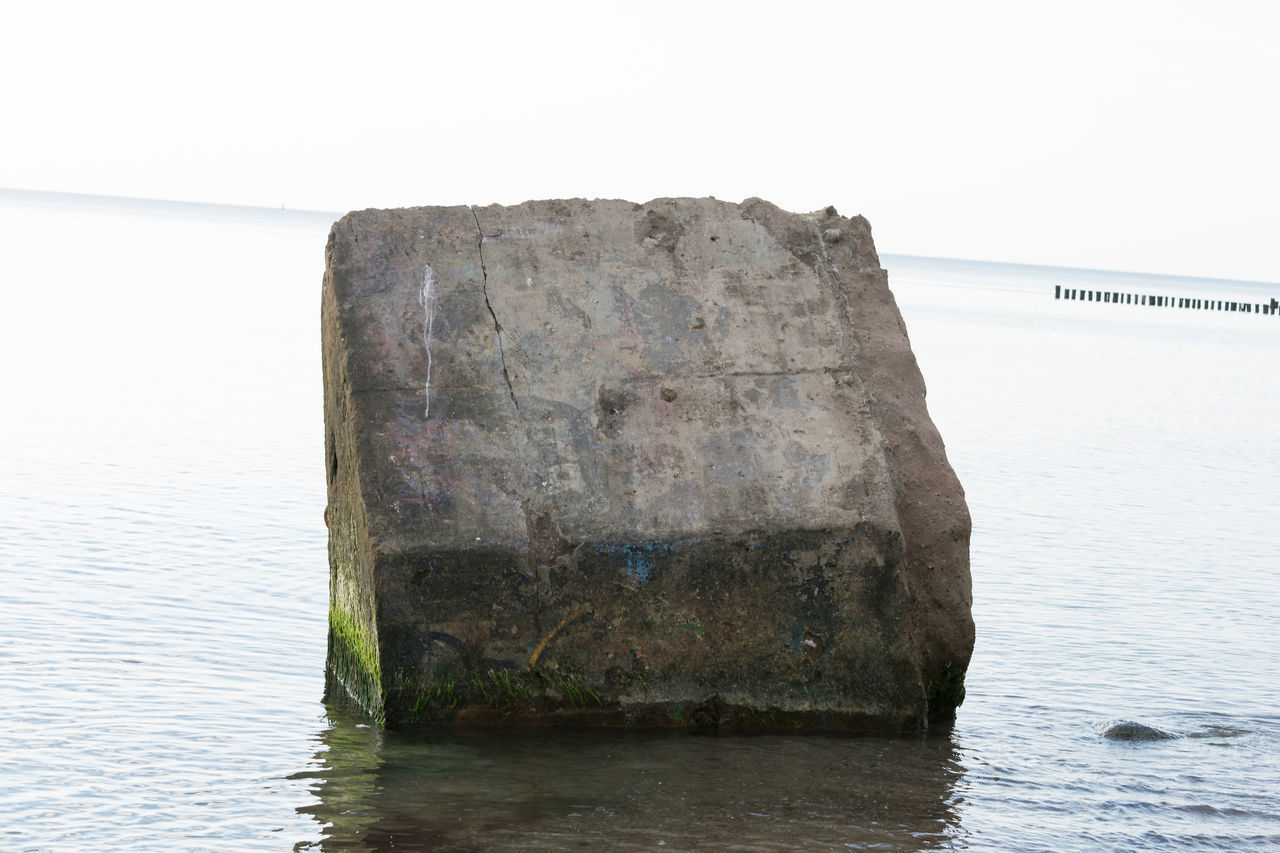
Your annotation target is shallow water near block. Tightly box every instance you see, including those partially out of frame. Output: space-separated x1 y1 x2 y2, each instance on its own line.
296 700 966 851
2 193 1279 851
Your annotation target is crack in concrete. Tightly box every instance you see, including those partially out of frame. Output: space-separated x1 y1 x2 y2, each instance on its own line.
347 365 855 399
471 206 520 411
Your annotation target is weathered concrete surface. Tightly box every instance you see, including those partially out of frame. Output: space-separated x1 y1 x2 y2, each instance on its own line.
322 197 972 730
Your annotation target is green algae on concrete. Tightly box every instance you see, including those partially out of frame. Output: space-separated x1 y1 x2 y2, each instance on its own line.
327 603 383 724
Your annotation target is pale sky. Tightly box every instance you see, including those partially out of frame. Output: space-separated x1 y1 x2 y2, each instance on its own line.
4 0 1278 282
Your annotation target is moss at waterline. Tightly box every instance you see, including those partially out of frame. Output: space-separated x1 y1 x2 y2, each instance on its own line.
401 665 608 721
924 663 966 726
327 604 384 724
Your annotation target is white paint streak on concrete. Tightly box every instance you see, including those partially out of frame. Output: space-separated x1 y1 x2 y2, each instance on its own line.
420 264 437 418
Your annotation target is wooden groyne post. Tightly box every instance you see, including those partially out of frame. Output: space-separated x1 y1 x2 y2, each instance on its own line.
1054 287 1277 315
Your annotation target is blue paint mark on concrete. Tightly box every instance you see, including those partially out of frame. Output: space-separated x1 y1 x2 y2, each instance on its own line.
596 541 673 583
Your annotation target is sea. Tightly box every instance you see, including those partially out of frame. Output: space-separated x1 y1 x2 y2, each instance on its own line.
1 189 1277 852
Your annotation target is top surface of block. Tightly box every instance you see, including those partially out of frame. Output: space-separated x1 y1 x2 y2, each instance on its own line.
325 197 901 555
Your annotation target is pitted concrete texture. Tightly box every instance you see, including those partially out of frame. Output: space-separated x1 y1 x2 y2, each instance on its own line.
322 197 972 730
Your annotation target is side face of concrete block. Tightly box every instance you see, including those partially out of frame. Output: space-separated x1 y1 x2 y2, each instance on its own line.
322 197 972 730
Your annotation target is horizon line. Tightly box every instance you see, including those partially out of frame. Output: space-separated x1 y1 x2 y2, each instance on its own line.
3 186 1276 288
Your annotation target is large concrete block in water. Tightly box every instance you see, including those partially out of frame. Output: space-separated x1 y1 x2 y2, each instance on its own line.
322 197 972 730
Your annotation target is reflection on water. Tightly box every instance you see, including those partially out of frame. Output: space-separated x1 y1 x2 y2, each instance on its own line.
295 683 964 851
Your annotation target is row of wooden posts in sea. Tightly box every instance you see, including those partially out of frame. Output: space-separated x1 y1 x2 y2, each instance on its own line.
1055 286 1280 315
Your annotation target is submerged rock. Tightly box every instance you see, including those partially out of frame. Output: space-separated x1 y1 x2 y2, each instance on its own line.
1097 720 1180 741
321 197 973 730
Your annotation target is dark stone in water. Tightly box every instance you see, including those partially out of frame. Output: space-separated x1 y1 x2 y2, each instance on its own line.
321 197 974 731
1098 720 1179 741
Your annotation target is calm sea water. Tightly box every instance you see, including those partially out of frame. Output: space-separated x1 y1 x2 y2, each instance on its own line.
2 192 1278 851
